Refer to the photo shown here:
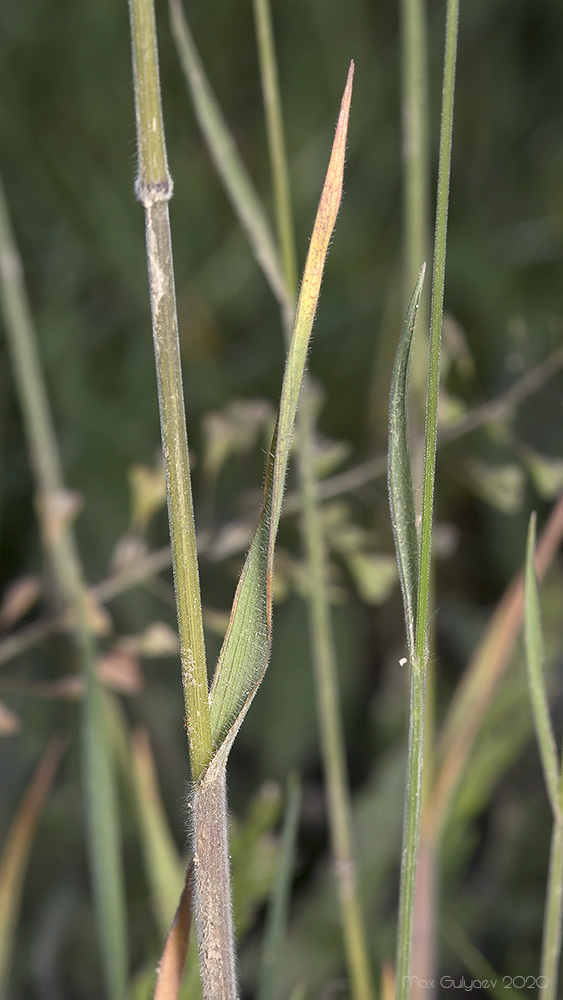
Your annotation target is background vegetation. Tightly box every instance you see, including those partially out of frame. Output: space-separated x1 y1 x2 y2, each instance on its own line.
1 0 563 996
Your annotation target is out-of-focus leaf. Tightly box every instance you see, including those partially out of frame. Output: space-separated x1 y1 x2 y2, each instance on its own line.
208 63 354 753
438 388 466 429
201 400 275 482
60 590 113 636
98 651 144 695
128 461 166 533
257 774 301 1000
466 460 525 514
523 448 563 500
380 962 395 1000
524 512 560 815
154 866 195 1000
116 622 180 657
230 782 282 936
0 701 21 735
429 492 563 840
168 0 288 315
387 267 425 660
0 576 41 630
344 552 398 605
0 738 64 995
130 729 184 937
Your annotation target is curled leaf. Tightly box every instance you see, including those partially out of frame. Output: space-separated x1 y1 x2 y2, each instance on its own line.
387 266 425 661
209 63 355 752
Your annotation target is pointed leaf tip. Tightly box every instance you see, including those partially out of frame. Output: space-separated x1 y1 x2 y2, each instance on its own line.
208 68 354 754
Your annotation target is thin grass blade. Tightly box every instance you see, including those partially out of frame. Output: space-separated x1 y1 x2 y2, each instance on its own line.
0 173 128 1000
257 774 301 1000
130 729 184 937
388 266 425 662
209 63 354 751
0 738 63 995
524 512 560 816
154 865 195 1000
168 0 288 317
427 491 563 840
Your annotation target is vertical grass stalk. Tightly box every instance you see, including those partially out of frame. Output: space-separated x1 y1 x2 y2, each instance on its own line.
253 7 374 996
400 0 430 300
394 2 460 997
257 774 302 1000
524 514 563 1000
0 177 128 999
128 0 212 783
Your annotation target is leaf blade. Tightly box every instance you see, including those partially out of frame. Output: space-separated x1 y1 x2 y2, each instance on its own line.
209 64 354 752
387 266 425 662
523 511 561 816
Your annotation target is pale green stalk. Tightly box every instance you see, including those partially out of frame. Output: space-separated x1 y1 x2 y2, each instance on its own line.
133 6 353 991
541 814 563 1000
297 392 375 1000
128 0 212 783
394 1 460 997
252 9 374 997
168 0 289 322
0 177 127 999
257 774 301 1000
524 513 563 1000
400 0 430 300
524 514 560 816
252 0 298 297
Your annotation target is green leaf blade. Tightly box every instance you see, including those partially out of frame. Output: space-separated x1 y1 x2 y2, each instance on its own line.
524 511 560 817
387 266 425 662
209 64 354 753
168 0 288 314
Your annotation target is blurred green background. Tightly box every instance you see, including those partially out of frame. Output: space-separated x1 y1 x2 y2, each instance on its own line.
1 0 563 996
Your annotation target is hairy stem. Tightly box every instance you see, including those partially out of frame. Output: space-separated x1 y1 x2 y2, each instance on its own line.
191 756 237 1000
129 0 212 782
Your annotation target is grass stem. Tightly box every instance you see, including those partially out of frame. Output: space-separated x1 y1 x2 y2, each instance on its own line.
0 175 128 1000
129 0 212 783
252 10 374 996
395 1 460 996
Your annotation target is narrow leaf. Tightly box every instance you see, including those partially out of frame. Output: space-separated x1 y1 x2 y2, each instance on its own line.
209 63 354 751
130 729 184 937
168 0 288 315
387 266 425 662
524 511 561 817
257 774 301 1000
154 864 194 1000
0 738 64 995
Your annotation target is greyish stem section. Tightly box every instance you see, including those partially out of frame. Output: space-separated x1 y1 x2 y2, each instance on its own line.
192 755 238 1000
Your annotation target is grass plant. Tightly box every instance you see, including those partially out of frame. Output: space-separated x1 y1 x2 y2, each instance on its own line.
129 0 354 991
389 0 460 993
0 174 128 1000
524 514 563 1000
167 0 374 993
1 2 562 998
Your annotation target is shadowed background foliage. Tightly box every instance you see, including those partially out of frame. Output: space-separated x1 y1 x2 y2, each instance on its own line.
1 0 563 997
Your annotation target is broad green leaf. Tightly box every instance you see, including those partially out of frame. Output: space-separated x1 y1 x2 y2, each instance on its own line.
524 511 561 816
387 267 425 662
168 0 288 315
209 64 354 751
